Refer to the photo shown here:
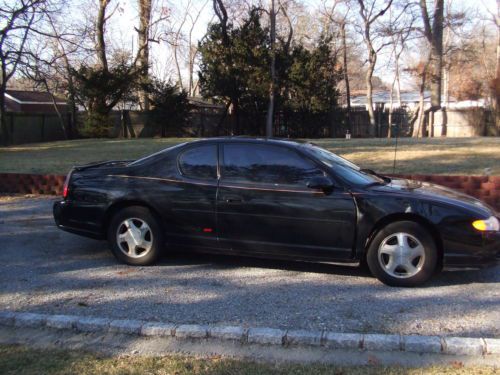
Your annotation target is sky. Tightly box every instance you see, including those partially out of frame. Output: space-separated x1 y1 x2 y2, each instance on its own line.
109 0 498 91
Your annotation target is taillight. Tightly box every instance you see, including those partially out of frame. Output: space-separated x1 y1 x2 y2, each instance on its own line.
63 170 72 199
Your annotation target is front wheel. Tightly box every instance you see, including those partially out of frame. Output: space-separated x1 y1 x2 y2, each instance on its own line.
108 206 163 266
366 221 438 287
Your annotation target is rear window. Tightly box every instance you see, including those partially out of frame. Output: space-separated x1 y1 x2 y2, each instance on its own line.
178 145 218 180
128 142 187 166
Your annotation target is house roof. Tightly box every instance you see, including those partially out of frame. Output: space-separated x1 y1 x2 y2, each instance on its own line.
5 90 66 104
188 97 225 109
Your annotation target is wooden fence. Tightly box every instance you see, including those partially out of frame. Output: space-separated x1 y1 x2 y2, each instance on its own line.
0 107 497 145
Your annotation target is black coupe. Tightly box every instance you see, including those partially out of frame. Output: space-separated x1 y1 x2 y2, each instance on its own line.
53 138 499 286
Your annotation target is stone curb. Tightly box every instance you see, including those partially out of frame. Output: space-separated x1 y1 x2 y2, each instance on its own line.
0 310 498 356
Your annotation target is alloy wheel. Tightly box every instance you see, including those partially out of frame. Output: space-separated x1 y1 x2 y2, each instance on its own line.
116 218 153 258
377 232 425 279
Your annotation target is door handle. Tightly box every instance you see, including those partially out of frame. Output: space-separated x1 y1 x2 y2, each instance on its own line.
223 196 243 203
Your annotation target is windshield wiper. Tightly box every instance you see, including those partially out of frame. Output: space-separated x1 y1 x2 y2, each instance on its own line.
360 168 391 183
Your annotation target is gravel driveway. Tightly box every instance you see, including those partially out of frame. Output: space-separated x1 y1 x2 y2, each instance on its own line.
0 195 499 338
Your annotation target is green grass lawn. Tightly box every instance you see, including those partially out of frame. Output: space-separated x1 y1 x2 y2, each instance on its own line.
0 345 496 375
0 137 499 175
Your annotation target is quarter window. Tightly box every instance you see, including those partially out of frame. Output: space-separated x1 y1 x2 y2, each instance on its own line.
178 145 217 180
222 144 324 186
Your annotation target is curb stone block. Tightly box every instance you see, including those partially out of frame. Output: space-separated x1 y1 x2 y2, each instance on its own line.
0 311 16 326
108 319 143 335
444 337 484 356
14 313 46 328
45 315 78 330
484 338 500 354
285 329 322 346
175 324 208 339
364 334 401 351
140 322 176 337
324 332 363 349
75 317 111 333
248 328 285 345
209 326 246 341
403 335 442 353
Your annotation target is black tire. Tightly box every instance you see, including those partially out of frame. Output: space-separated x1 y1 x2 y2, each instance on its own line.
366 221 438 287
107 206 163 266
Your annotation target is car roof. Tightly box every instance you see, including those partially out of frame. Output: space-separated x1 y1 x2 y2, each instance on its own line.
186 136 312 148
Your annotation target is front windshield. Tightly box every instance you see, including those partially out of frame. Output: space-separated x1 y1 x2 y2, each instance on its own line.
302 144 385 186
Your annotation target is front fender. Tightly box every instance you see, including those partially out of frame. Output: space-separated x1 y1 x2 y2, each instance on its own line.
353 192 488 263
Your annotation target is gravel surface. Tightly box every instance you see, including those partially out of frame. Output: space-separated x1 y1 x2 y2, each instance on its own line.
0 195 499 338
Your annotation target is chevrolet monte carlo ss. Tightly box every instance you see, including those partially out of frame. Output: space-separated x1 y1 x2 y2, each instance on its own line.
53 138 500 286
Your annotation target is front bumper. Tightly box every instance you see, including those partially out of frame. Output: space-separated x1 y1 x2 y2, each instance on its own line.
443 230 500 268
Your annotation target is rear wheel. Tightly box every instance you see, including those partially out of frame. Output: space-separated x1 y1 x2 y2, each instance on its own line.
366 221 438 287
108 206 163 266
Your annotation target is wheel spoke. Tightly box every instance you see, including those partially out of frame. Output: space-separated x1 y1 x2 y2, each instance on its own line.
397 233 408 249
385 257 398 273
124 219 134 229
129 244 139 256
409 244 425 260
402 260 418 275
380 243 397 256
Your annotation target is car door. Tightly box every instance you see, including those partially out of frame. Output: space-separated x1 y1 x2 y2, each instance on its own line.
216 142 357 261
162 143 220 250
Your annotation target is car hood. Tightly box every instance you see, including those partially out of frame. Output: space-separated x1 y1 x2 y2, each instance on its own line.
369 178 495 216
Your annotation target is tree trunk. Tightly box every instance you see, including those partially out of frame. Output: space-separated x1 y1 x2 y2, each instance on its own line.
388 78 395 138
341 22 352 134
44 81 67 139
0 83 8 146
495 0 500 128
365 49 376 137
426 0 444 136
138 0 152 110
266 0 276 138
413 69 427 138
96 0 110 71
429 2 444 111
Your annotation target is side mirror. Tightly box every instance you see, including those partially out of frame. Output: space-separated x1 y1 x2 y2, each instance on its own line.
307 176 334 192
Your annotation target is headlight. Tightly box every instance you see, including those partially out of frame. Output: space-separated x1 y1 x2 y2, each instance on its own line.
472 216 500 232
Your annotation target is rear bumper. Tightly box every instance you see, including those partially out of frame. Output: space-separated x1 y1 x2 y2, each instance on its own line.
53 200 105 240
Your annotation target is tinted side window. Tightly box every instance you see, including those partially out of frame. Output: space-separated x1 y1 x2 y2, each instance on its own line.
222 144 324 186
178 145 217 180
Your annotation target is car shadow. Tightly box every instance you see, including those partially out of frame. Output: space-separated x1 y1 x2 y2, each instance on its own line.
162 249 370 277
159 249 498 286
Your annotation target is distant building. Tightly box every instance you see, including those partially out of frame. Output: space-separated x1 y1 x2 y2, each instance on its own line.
348 90 462 110
5 90 68 114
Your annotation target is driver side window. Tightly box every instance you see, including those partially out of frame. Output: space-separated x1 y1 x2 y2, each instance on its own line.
221 144 324 187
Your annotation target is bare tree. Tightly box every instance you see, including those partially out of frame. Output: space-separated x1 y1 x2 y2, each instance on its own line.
488 0 500 128
137 0 152 110
386 3 414 137
20 7 91 139
172 0 192 89
321 0 351 132
187 0 211 96
355 0 394 136
418 0 444 136
0 0 49 145
496 0 500 124
95 0 111 70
